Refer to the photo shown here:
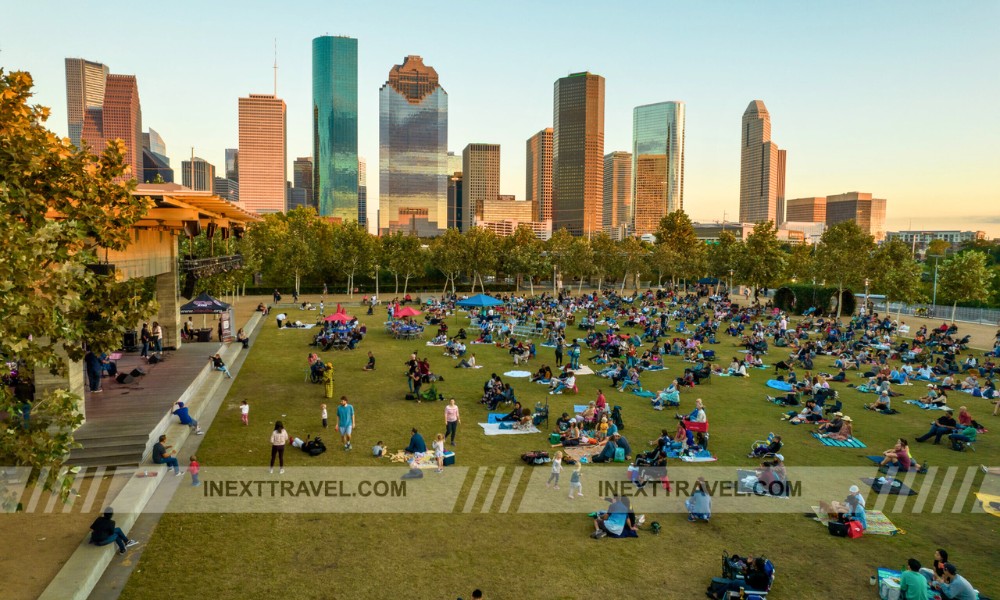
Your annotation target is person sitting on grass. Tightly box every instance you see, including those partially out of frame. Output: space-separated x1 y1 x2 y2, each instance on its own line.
898 558 931 600
864 390 893 412
560 419 582 447
591 496 638 539
500 401 524 422
591 436 618 463
817 413 844 435
915 409 958 444
785 399 823 424
651 383 681 410
930 564 977 600
824 416 855 441
879 438 924 472
706 556 772 599
455 353 477 369
555 412 572 432
530 364 552 382
89 507 139 555
685 477 712 522
549 371 576 395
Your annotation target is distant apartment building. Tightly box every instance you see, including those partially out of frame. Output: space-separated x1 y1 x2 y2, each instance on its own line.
238 93 287 214
181 157 216 192
478 219 552 241
482 195 533 223
603 151 632 239
526 128 553 222
887 230 985 250
462 143 500 231
825 192 887 241
785 197 827 223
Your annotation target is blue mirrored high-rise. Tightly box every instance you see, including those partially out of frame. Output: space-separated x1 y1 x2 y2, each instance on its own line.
378 55 448 236
312 35 358 220
631 101 685 235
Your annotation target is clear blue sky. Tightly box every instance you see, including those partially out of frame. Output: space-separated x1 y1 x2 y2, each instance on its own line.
3 0 999 235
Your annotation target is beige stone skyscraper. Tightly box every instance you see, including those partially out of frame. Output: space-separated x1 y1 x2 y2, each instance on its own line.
526 128 553 222
462 143 500 230
238 94 287 214
739 100 786 225
553 72 605 236
603 151 632 239
65 58 109 149
825 192 887 242
785 197 827 222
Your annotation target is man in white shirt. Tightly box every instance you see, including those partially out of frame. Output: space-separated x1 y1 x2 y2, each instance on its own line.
276 313 288 328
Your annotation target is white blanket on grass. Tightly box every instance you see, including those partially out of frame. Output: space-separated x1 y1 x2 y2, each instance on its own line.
478 423 541 435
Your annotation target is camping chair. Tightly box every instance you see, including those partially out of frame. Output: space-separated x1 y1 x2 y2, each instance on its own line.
719 551 774 598
532 400 550 429
749 433 782 459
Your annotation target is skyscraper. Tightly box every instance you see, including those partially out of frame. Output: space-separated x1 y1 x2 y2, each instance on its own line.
181 157 215 192
358 157 367 229
785 197 826 223
379 55 448 236
142 128 172 183
238 94 287 214
553 72 605 236
739 100 786 225
225 148 239 181
603 151 632 239
631 101 685 235
462 143 500 230
312 35 359 220
525 128 553 222
825 192 887 242
293 157 313 204
447 171 464 231
214 177 239 203
65 58 109 149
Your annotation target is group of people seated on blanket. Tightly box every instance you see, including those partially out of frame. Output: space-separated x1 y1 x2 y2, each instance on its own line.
893 549 981 600
635 421 708 466
705 552 774 599
878 438 927 473
819 483 868 531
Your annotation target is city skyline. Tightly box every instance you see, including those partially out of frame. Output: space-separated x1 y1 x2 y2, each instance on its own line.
3 1 998 234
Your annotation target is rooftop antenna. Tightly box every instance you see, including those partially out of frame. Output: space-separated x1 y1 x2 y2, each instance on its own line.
273 38 278 96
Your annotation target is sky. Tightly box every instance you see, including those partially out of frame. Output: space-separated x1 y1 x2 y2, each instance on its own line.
2 0 999 235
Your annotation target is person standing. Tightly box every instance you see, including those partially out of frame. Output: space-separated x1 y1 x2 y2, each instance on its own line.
240 400 249 426
337 396 355 450
152 322 163 354
84 349 103 393
188 456 201 487
217 319 223 342
433 433 446 473
444 398 460 446
270 421 289 474
546 451 563 489
321 403 328 429
568 462 583 499
554 339 564 367
139 323 151 359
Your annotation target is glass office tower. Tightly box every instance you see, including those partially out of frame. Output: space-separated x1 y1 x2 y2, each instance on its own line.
313 35 358 220
379 55 448 236
632 101 685 235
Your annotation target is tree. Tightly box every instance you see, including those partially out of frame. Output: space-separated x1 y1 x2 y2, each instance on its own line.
654 210 705 286
380 231 406 294
926 238 951 258
430 229 465 294
737 221 787 299
501 225 544 293
870 238 924 318
815 221 875 318
463 227 499 292
393 235 426 295
249 207 322 294
566 237 594 293
785 243 816 284
618 237 650 292
547 228 575 293
938 251 992 322
330 221 374 297
589 232 619 291
707 231 742 293
1 69 154 501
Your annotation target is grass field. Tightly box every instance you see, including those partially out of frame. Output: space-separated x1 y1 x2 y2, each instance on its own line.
120 304 1000 600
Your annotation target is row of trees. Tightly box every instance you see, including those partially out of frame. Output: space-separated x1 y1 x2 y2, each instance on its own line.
189 208 995 320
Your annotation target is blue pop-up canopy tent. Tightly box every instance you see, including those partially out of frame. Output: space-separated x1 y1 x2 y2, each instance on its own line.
456 294 503 308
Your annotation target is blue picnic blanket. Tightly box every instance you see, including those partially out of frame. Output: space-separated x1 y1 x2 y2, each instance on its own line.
811 432 866 448
644 365 666 371
574 404 588 413
633 389 657 398
487 413 510 424
767 380 793 392
904 399 949 410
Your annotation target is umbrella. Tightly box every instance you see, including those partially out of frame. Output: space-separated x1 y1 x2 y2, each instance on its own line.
395 306 422 318
456 294 503 308
324 313 353 323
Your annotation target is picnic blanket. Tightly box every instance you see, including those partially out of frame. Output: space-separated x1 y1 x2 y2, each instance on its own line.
633 389 657 398
425 341 447 346
643 365 666 371
904 399 950 410
560 444 605 463
571 365 595 376
811 432 866 448
975 493 1000 518
679 454 718 463
478 422 540 436
279 323 317 330
812 507 900 535
487 413 515 424
503 370 532 378
767 380 794 392
737 469 789 497
861 477 918 496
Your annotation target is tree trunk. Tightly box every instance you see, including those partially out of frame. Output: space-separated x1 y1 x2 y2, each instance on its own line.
394 274 399 295
836 285 844 319
578 277 584 294
471 272 477 293
443 277 449 295
295 272 301 297
528 276 534 295
375 269 380 299
951 301 957 324
515 274 521 293
403 275 410 295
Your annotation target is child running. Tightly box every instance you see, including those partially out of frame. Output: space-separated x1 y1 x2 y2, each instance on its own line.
546 451 563 489
240 400 249 426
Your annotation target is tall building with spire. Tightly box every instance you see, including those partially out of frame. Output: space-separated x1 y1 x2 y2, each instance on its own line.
312 35 358 220
553 72 605 236
65 58 109 149
739 100 786 225
238 93 287 214
378 55 448 236
632 101 685 235
526 128 553 222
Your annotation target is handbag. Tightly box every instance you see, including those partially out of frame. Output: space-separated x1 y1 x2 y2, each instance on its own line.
846 520 864 538
828 521 848 537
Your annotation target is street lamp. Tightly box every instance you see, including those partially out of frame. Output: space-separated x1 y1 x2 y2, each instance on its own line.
864 278 870 316
728 269 734 294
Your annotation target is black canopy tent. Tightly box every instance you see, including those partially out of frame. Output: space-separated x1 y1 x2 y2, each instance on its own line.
179 293 234 342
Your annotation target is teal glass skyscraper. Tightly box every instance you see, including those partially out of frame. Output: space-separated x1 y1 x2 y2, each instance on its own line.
631 101 685 235
312 35 358 220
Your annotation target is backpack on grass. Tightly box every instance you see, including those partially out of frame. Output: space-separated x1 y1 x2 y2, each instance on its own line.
521 451 550 465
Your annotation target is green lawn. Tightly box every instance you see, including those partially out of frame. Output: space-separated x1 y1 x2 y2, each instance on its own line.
121 305 1000 600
